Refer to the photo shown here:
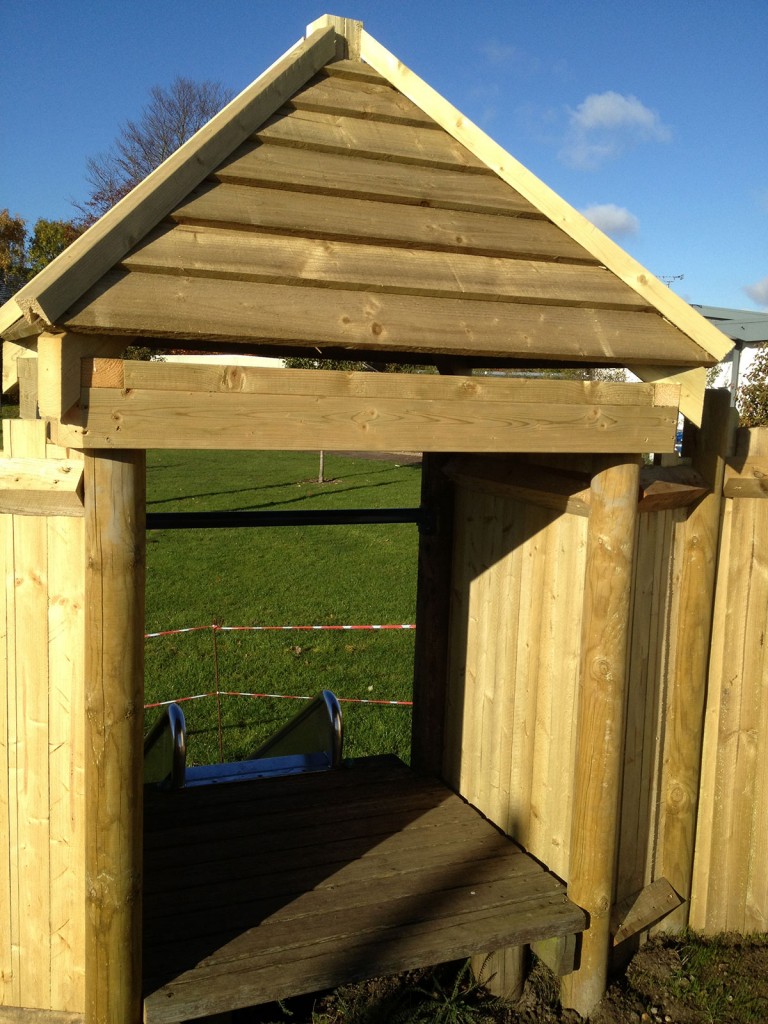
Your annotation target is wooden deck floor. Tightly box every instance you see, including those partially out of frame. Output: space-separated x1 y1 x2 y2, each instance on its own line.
142 756 585 1023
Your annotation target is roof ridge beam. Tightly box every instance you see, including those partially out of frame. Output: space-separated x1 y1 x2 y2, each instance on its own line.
306 15 363 60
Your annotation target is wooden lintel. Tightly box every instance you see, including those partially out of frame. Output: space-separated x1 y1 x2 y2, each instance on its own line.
611 878 684 946
0 457 84 517
38 332 125 423
723 458 768 498
88 359 678 409
444 456 592 516
58 383 678 453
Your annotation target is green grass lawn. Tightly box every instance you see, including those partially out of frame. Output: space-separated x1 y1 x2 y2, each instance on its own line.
144 449 421 765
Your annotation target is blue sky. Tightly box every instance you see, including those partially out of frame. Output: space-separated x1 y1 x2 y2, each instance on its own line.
2 0 766 310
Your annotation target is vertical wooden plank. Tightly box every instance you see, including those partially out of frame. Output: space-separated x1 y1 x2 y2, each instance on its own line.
617 510 672 905
411 453 453 776
489 498 524 834
528 513 560 861
505 501 540 847
0 463 14 1001
741 497 765 937
545 511 587 882
461 489 495 809
48 507 86 1012
7 421 51 1008
473 491 503 816
654 390 736 931
441 485 472 793
689 500 732 931
561 456 640 1018
721 497 766 931
2 425 21 1005
83 450 146 1024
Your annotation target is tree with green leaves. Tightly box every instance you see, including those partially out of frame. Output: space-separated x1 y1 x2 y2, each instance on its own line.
0 209 28 302
738 344 768 427
0 209 81 301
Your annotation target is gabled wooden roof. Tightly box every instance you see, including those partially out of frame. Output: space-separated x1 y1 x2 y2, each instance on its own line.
0 14 731 422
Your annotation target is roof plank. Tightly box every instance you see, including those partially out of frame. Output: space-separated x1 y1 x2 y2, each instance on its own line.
123 224 651 310
215 142 538 216
257 107 490 172
289 72 438 127
63 270 706 365
171 183 591 262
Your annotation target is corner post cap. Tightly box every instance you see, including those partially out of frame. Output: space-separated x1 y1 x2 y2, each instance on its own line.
306 14 363 60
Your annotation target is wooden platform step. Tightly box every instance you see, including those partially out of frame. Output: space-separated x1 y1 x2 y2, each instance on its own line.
142 756 585 1022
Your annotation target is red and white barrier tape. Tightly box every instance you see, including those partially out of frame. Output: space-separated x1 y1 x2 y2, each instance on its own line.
144 690 412 710
145 623 415 638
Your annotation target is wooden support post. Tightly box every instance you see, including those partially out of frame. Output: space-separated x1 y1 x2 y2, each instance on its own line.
561 456 640 1018
472 946 526 1002
83 450 146 1024
411 452 453 775
656 390 736 932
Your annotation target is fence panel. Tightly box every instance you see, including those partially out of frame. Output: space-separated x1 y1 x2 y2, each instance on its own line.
0 419 86 1013
691 426 768 933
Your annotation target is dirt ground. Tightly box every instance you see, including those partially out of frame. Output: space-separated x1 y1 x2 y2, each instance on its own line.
238 934 768 1023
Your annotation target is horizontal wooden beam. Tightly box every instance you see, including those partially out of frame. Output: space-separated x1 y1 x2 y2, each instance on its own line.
445 456 592 516
216 140 537 216
444 457 707 516
256 106 489 173
171 182 591 263
629 365 707 427
0 456 84 516
723 457 768 498
63 271 705 366
0 1008 84 1023
123 224 649 311
55 367 679 453
89 361 678 407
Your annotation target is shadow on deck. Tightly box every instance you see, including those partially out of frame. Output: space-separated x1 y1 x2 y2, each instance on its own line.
142 756 585 1022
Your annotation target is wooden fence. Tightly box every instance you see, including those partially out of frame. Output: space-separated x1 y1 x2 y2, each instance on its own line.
0 419 86 1012
442 410 768 939
0 404 766 1016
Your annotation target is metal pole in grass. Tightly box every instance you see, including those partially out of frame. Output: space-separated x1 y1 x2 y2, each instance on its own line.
211 625 224 762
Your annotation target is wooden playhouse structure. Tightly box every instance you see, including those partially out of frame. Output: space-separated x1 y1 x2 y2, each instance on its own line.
2 13 757 1023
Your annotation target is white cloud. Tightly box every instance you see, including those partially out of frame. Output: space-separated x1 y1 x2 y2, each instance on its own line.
744 276 768 308
581 204 639 237
560 91 672 170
